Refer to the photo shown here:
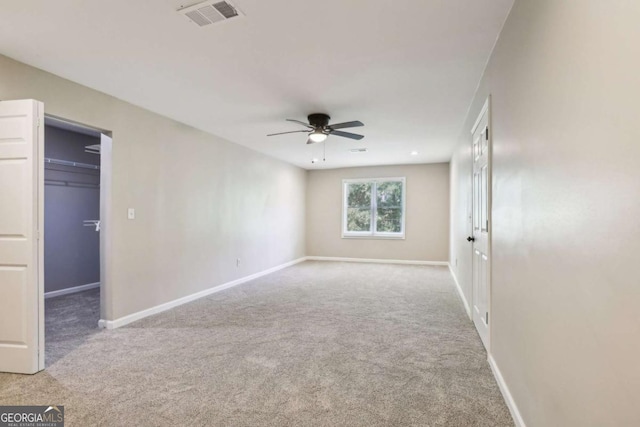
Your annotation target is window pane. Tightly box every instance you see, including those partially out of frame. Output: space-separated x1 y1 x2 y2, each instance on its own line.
346 182 372 233
376 208 402 232
347 207 371 232
347 182 371 208
376 181 402 209
375 181 403 233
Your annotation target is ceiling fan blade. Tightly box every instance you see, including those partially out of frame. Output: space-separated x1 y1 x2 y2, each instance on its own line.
328 120 364 130
286 119 314 129
330 130 364 140
306 138 317 145
267 130 310 137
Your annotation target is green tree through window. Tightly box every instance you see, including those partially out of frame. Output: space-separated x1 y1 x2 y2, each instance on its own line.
376 181 403 233
343 178 405 237
346 182 372 232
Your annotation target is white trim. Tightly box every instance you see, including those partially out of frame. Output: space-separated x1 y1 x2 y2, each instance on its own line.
44 114 108 137
45 282 100 299
36 101 45 371
98 257 307 329
489 355 527 427
341 235 405 240
471 97 490 134
306 256 448 266
448 265 471 319
341 177 406 184
99 134 113 323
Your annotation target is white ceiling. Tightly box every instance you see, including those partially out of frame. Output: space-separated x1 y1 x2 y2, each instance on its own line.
0 0 513 169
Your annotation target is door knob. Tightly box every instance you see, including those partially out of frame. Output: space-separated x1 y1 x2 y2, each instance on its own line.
467 236 475 242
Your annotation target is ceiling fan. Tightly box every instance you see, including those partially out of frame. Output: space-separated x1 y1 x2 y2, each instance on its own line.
267 113 364 144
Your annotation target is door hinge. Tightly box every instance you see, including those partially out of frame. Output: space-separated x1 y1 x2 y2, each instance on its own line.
485 126 489 141
485 312 489 325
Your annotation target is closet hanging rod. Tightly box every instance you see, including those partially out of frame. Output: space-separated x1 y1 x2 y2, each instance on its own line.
45 179 100 189
45 157 100 170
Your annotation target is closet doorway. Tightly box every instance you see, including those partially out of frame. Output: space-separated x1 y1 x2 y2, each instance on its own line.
43 116 110 367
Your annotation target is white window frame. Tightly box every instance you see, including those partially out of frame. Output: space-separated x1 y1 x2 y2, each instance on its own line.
342 177 406 239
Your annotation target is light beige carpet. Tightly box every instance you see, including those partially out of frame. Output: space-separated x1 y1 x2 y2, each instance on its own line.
0 261 513 426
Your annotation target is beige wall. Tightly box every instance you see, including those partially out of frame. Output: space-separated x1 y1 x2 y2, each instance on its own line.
450 0 640 425
0 54 306 320
307 164 449 261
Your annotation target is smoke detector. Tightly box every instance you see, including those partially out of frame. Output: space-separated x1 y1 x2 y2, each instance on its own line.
178 1 244 27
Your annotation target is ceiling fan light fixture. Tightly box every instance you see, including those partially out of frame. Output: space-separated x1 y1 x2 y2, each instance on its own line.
267 114 364 143
309 130 328 143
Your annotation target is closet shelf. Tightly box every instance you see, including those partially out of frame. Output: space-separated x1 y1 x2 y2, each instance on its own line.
45 157 100 170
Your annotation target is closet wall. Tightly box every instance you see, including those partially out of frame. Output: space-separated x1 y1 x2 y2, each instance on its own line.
44 125 100 293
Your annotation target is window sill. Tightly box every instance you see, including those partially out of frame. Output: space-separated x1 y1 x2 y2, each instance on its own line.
342 235 405 240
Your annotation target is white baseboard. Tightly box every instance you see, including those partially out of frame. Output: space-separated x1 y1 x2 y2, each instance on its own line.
306 256 448 266
448 264 471 319
489 355 526 427
45 282 100 299
98 257 307 330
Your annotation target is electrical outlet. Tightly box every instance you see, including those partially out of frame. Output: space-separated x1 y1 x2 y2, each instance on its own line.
236 258 241 268
127 208 135 220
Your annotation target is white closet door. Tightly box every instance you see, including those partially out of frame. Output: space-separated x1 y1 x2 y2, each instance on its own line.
0 99 44 374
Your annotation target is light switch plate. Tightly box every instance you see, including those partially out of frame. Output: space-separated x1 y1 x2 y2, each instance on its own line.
127 208 135 220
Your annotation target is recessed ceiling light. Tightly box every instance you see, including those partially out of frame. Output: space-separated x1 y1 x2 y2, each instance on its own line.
410 151 419 156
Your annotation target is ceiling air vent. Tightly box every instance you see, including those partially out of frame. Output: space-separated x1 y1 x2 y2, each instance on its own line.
349 148 368 153
179 0 243 27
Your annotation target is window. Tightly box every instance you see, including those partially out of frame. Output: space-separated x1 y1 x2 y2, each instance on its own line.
342 177 406 238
